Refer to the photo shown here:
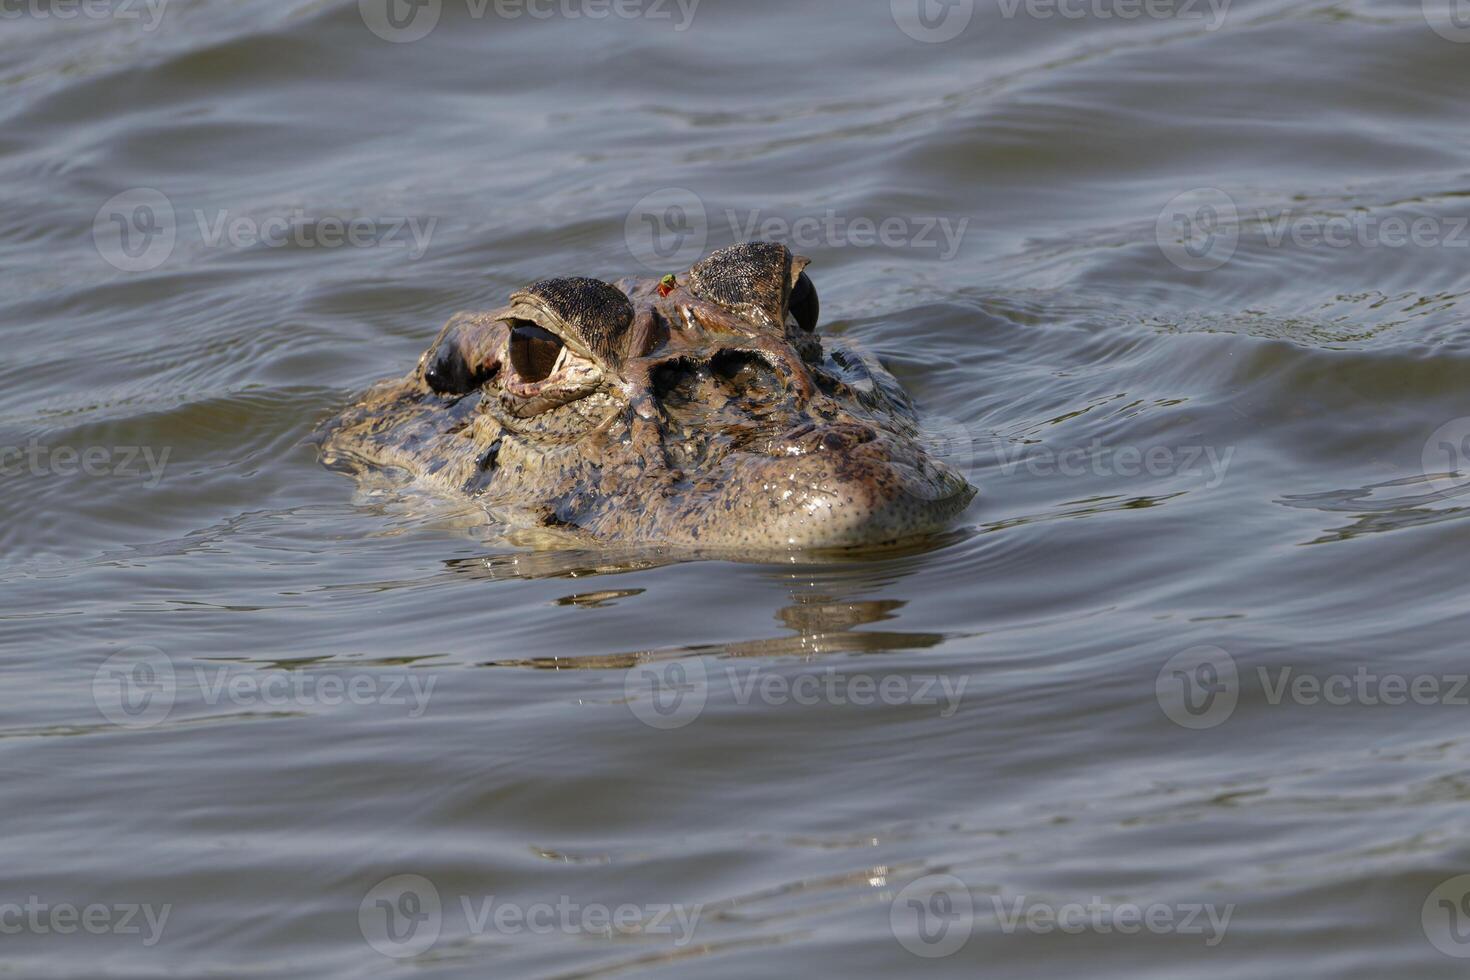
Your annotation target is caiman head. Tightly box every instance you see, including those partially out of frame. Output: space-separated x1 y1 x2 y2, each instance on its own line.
322 242 975 550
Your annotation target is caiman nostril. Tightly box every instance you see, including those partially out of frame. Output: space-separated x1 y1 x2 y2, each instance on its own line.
780 423 877 455
822 424 877 449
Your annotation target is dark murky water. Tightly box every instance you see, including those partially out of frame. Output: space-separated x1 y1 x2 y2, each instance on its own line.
4 0 1470 975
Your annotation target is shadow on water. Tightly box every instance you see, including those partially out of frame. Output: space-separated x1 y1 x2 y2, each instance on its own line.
440 528 981 580
447 551 955 668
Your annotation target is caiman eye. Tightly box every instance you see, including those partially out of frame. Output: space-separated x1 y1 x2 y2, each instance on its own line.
789 270 819 333
508 322 563 383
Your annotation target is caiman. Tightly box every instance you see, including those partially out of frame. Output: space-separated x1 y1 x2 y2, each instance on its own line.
319 242 975 550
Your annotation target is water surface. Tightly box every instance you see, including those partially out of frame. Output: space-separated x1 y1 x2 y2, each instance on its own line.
4 0 1470 976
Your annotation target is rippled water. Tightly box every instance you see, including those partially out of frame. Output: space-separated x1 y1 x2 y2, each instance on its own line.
5 0 1470 975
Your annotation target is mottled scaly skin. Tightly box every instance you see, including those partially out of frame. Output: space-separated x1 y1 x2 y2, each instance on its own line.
319 242 975 550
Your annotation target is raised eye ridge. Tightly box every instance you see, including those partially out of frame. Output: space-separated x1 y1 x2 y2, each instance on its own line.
513 277 634 366
686 242 792 327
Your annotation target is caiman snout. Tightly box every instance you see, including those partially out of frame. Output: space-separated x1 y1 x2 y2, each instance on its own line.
647 433 974 550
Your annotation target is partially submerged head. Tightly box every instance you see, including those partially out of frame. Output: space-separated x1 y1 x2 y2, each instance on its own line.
332 242 975 551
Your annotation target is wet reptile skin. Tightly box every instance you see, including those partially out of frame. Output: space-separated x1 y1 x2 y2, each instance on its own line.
318 242 975 550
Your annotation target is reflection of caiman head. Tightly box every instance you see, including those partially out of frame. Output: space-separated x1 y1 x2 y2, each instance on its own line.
321 242 975 550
